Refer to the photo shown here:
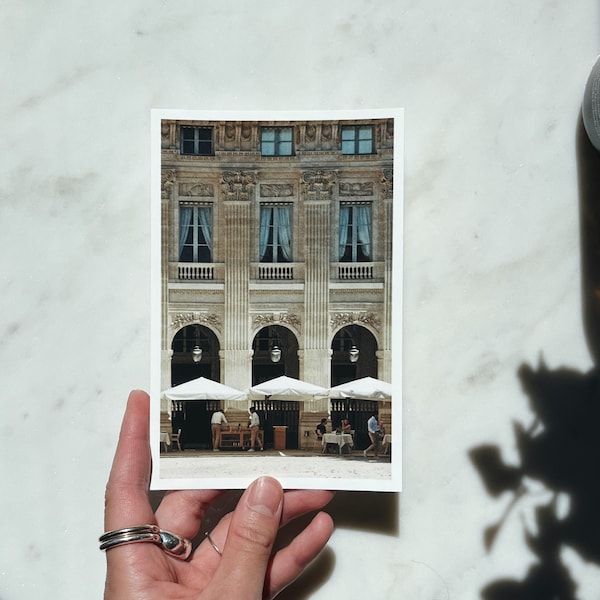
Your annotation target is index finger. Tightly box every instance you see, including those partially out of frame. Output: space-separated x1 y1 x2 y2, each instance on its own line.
104 390 155 531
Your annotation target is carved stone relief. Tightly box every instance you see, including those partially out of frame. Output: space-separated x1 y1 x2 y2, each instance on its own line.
171 312 222 332
179 182 215 197
260 184 294 198
161 169 175 199
330 311 381 332
339 181 374 196
221 171 257 201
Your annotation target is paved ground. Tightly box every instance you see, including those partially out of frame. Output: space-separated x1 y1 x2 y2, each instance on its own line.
159 448 392 484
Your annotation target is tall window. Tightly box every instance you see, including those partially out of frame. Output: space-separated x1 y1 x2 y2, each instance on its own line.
341 125 374 155
339 203 372 262
180 126 213 155
179 205 213 262
261 127 293 156
259 205 292 262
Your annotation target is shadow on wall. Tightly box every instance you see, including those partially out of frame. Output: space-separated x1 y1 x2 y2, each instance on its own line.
468 117 600 598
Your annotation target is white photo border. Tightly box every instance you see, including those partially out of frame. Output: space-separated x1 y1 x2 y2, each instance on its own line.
150 108 403 492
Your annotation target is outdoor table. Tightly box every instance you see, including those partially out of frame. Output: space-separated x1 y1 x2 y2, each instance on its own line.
160 432 171 451
220 429 263 450
322 432 354 454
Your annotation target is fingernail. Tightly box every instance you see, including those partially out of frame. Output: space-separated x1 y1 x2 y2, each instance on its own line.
247 477 282 517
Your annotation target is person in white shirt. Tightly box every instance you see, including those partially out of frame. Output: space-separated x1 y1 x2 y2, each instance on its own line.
248 407 263 451
364 413 382 458
211 410 228 451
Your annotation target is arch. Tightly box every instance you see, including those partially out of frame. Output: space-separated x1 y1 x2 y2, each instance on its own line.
171 324 221 386
251 324 300 385
330 323 378 386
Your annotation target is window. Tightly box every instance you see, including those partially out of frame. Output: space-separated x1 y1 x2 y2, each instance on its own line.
339 203 372 262
341 125 374 155
261 127 293 156
259 205 292 262
180 126 213 155
179 205 213 262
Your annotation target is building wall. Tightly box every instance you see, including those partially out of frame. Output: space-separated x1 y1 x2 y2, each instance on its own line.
160 118 395 444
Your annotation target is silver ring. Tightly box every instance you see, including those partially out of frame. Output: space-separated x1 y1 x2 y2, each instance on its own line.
205 531 223 557
99 525 192 560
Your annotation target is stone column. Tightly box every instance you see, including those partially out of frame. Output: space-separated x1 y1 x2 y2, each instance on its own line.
301 170 336 387
221 171 256 389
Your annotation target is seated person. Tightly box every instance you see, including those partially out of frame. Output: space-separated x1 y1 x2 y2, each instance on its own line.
315 418 327 439
341 418 352 432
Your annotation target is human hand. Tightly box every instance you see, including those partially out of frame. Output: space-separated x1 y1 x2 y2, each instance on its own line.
103 390 335 599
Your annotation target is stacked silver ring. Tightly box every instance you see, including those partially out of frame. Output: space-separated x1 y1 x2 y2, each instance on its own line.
99 525 192 560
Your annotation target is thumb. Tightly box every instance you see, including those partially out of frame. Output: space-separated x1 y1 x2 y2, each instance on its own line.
213 477 283 598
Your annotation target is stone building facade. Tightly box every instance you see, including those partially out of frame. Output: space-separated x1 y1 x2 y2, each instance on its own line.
160 116 396 450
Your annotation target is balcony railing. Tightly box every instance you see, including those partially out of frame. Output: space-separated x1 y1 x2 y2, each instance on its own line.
257 264 294 280
336 262 375 280
177 263 216 281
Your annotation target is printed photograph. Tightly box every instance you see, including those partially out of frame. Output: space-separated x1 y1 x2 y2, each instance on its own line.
151 109 402 491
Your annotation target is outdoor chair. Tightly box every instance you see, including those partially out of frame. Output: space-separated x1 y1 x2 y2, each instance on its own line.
170 428 182 451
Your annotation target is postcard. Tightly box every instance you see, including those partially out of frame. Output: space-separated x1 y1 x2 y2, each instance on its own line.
150 108 403 492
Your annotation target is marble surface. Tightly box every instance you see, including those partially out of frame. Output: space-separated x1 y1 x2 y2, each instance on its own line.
2 0 600 597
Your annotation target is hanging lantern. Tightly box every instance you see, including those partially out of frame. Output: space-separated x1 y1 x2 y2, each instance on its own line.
349 345 360 363
192 345 203 363
270 345 282 363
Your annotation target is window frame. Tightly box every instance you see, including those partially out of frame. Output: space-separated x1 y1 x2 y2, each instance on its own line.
179 203 213 263
180 126 214 156
259 203 293 263
260 127 294 157
340 125 375 155
339 202 372 263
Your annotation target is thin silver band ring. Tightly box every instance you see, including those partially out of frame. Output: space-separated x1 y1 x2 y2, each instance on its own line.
205 531 223 557
99 525 192 560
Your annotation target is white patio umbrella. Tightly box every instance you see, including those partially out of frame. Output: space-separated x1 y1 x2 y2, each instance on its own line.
162 376 247 402
248 375 329 412
248 375 328 401
328 376 393 400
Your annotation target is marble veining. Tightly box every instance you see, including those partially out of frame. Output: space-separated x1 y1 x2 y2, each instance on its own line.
1 0 600 597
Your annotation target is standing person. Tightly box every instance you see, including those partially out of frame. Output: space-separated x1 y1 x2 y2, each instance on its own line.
248 406 263 451
211 409 228 451
364 413 382 458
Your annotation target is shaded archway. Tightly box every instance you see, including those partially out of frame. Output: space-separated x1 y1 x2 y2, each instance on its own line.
169 324 221 449
251 325 299 385
330 324 378 386
171 324 221 385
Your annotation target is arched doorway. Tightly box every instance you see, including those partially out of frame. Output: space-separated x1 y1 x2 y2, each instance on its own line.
251 325 299 385
330 325 379 449
170 325 221 450
330 324 378 386
251 325 300 449
171 324 220 385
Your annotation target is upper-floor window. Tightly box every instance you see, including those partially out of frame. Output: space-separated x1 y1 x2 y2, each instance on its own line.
341 125 374 155
339 203 372 262
261 127 293 156
259 204 292 262
180 126 213 156
179 204 213 262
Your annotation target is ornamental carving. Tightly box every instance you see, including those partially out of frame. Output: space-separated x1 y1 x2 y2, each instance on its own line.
339 181 374 196
330 311 381 332
221 171 257 201
179 182 215 197
171 312 222 332
161 170 175 199
382 168 393 199
254 312 301 331
301 170 337 195
260 184 294 198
